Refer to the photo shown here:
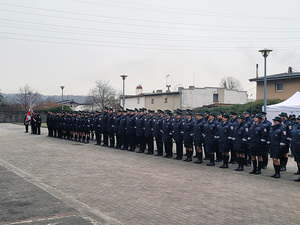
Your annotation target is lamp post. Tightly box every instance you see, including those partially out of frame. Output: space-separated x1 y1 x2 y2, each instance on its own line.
60 86 65 111
259 48 272 113
120 75 128 108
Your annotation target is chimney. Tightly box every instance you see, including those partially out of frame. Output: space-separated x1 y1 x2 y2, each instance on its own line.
256 64 258 78
156 90 163 93
189 86 195 90
136 84 143 95
288 67 293 73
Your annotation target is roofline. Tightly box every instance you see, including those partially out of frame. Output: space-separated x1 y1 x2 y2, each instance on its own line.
249 72 300 82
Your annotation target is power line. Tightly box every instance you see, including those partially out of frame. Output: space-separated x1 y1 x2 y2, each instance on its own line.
1 8 300 33
0 2 299 31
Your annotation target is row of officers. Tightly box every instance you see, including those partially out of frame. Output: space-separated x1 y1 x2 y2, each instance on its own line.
46 107 300 181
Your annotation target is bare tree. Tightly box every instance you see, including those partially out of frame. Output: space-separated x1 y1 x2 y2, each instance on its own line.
219 76 242 90
14 84 42 112
87 80 120 111
0 89 4 108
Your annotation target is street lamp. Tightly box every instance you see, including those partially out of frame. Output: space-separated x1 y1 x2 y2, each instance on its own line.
259 48 272 113
120 75 128 108
60 86 65 111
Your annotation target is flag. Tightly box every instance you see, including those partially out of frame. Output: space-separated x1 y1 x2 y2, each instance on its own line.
25 107 33 124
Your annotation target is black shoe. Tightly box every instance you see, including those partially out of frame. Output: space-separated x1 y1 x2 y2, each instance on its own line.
294 170 300 175
249 169 256 174
167 155 173 158
280 166 286 171
176 157 182 160
246 162 251 167
231 161 238 164
206 162 215 166
254 170 261 175
235 166 244 171
215 159 222 162
262 165 267 169
271 173 277 177
295 177 300 182
136 150 144 153
274 173 280 179
219 164 228 169
155 153 163 156
185 158 192 162
193 155 197 158
194 159 203 164
203 157 210 160
145 152 153 155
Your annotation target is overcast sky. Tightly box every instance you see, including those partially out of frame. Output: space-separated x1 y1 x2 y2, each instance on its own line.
1 0 300 99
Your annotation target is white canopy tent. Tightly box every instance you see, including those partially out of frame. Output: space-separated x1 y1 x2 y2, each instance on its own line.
265 91 300 121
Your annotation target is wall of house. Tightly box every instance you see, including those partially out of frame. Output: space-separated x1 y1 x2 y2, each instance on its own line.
180 88 217 109
145 94 180 111
256 78 300 100
120 96 146 110
223 89 248 104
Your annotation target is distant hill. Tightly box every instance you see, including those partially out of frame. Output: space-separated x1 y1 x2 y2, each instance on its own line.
2 93 88 104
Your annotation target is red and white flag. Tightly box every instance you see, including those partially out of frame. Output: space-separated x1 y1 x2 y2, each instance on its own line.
25 107 33 124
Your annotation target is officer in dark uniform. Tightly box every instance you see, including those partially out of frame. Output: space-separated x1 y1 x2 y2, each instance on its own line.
136 110 146 153
269 116 286 179
94 111 101 145
248 113 267 175
114 110 122 149
183 111 194 162
215 112 224 162
203 111 210 160
144 110 155 154
119 110 128 150
229 112 238 164
291 116 300 181
31 112 37 134
162 111 173 158
36 111 41 135
101 107 109 146
204 112 218 166
172 111 184 160
153 110 164 156
261 112 272 169
84 113 91 143
107 108 115 148
24 114 29 133
126 109 136 152
218 113 231 169
279 112 291 171
232 115 248 171
193 112 204 164
244 110 254 166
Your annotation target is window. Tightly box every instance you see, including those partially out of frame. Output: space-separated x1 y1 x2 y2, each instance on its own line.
213 93 219 102
137 98 140 104
164 98 168 103
151 99 154 104
276 82 283 92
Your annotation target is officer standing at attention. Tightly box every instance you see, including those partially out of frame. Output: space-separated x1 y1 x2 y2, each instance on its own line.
114 110 122 149
101 107 109 146
162 111 173 158
136 109 146 153
36 112 41 135
144 110 155 155
107 108 115 148
126 109 136 152
229 112 238 164
269 116 286 179
193 112 204 164
291 116 300 181
279 112 292 171
218 113 231 169
248 114 267 175
261 112 272 169
183 111 194 162
153 110 164 156
205 112 218 166
232 115 248 171
244 110 254 166
119 110 128 150
172 110 184 160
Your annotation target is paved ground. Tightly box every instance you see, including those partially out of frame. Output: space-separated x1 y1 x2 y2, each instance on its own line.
0 123 300 225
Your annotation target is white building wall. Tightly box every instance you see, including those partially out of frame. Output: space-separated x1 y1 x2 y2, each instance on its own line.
223 89 247 104
121 96 145 109
181 87 218 109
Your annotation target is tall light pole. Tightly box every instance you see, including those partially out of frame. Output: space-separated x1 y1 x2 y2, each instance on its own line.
60 86 65 111
120 75 128 108
259 48 272 113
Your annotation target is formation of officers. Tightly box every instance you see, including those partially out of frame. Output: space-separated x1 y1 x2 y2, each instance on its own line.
46 107 300 181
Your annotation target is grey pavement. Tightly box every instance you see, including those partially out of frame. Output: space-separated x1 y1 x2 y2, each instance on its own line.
0 123 300 225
